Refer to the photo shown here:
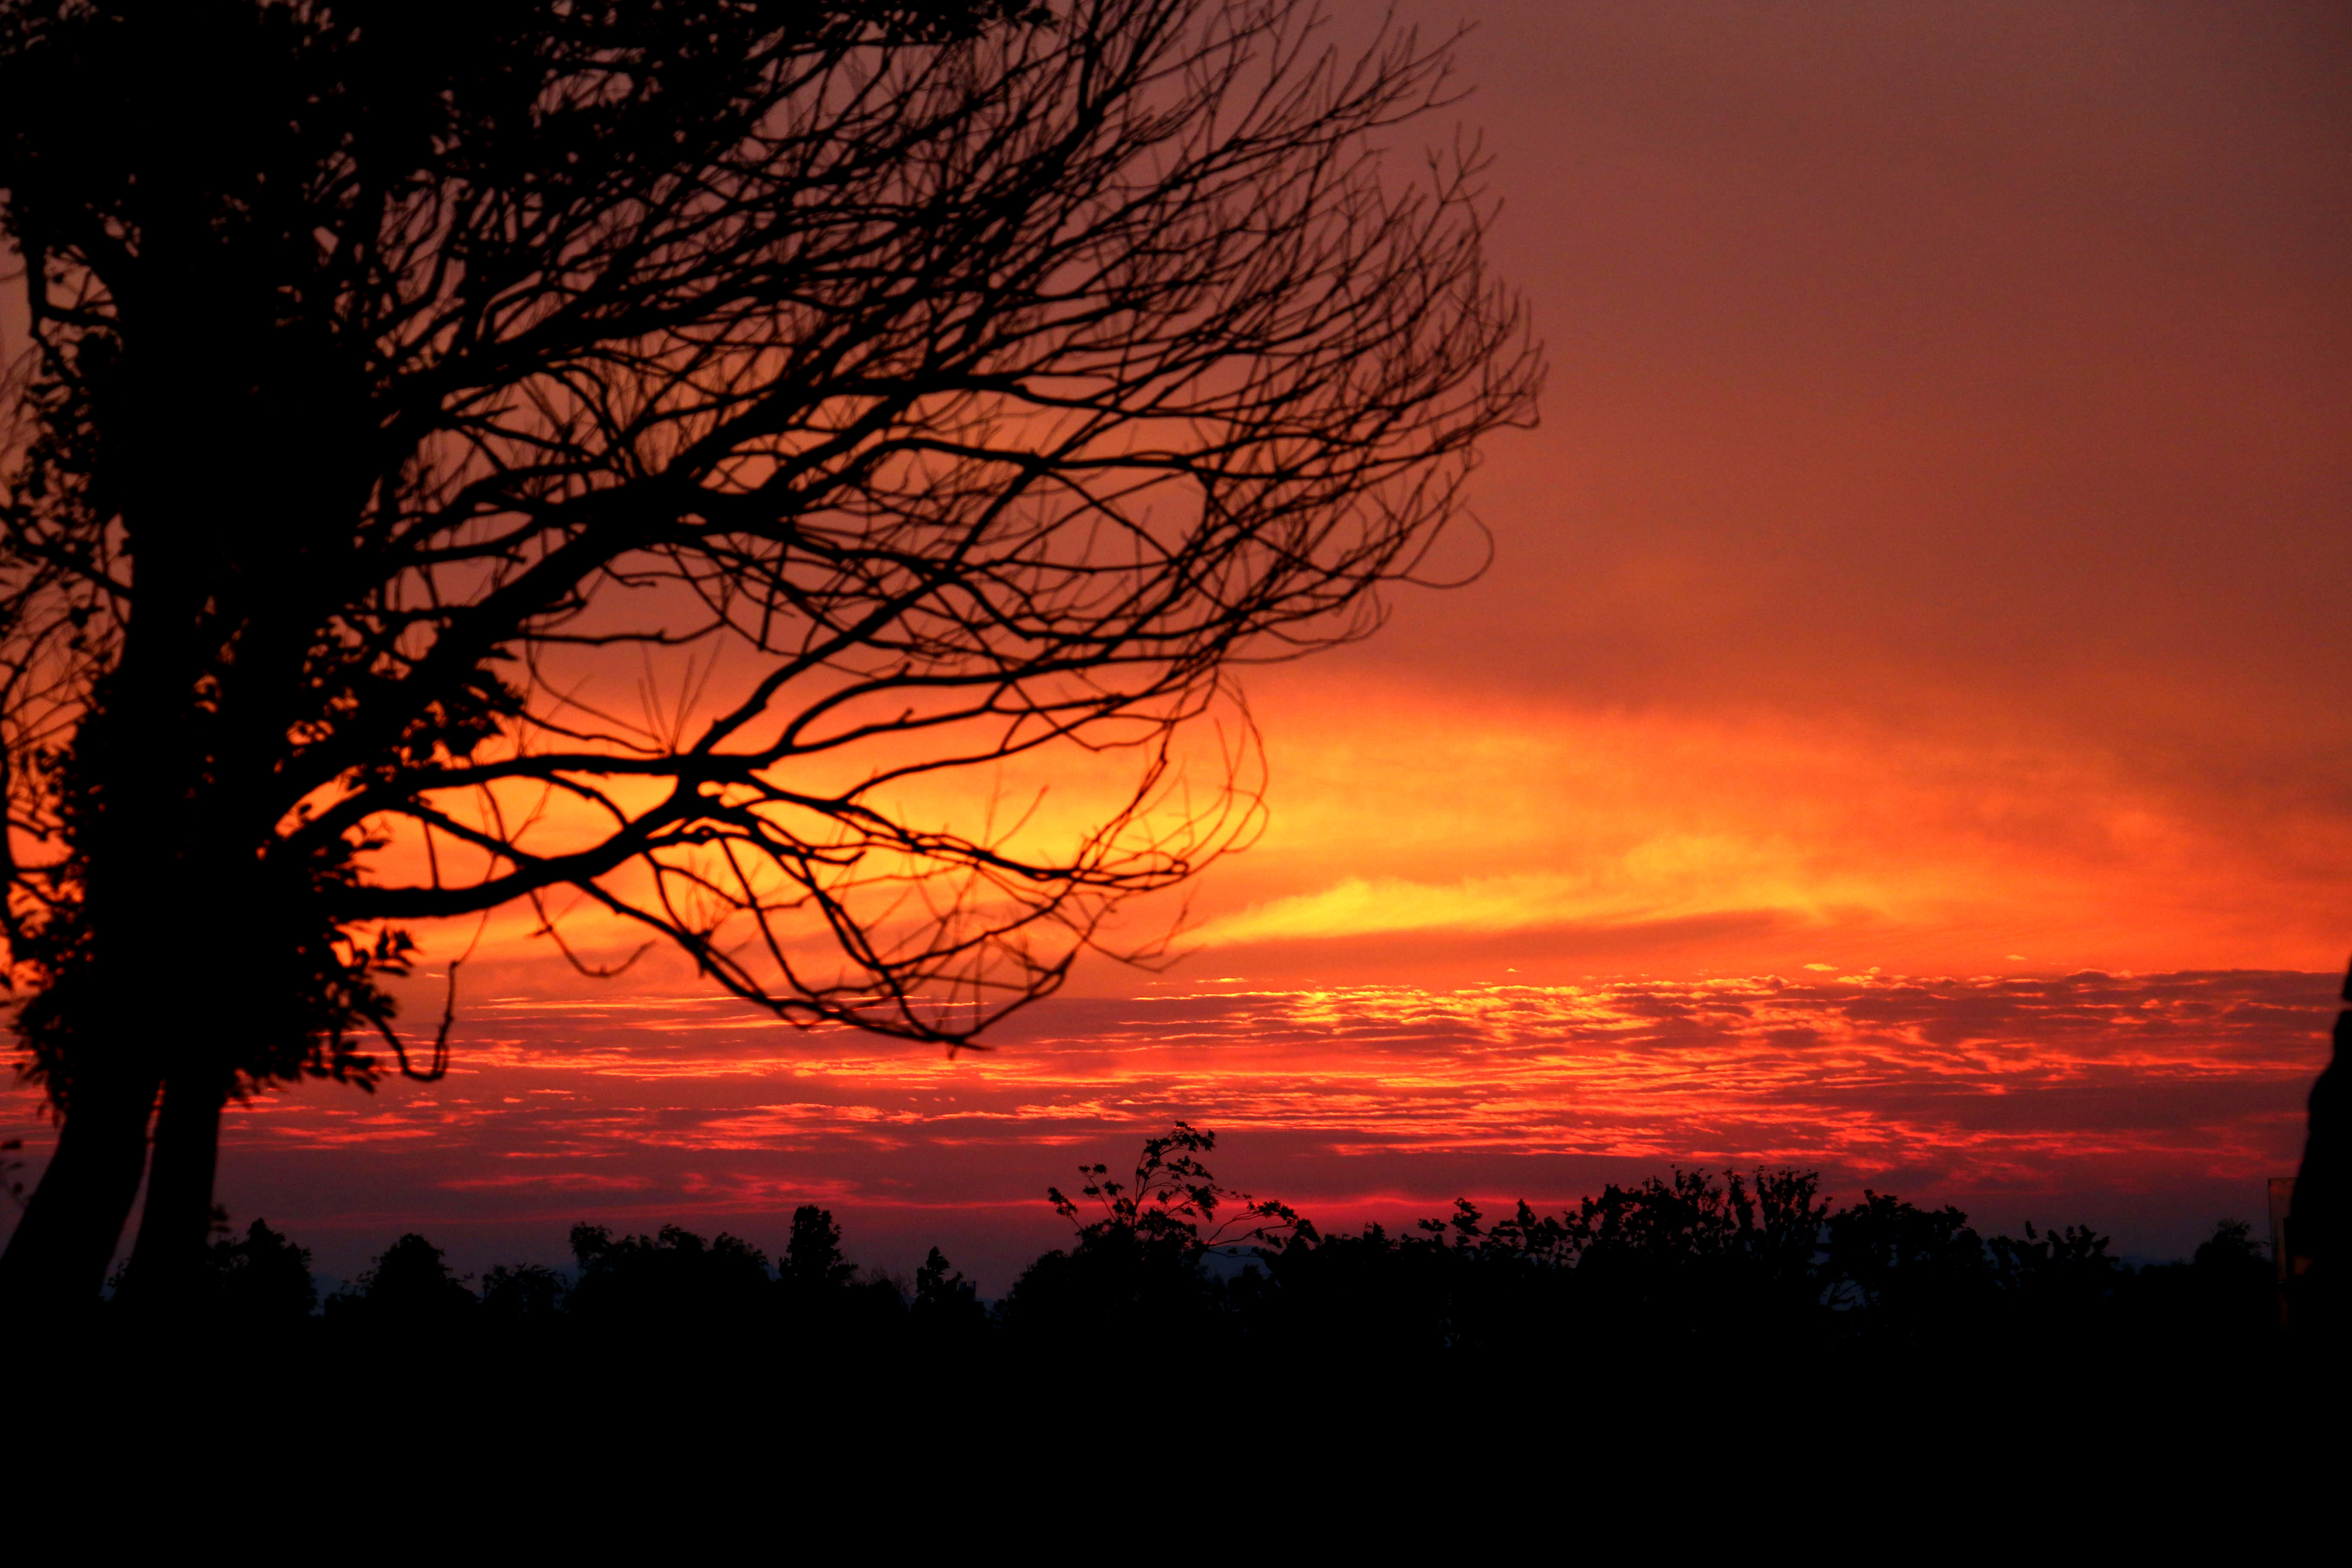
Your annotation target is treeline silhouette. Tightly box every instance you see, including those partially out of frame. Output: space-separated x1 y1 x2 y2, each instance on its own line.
126 1126 2275 1360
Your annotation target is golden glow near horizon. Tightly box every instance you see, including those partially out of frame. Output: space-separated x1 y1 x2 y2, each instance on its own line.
346 675 2352 992
1164 682 2352 980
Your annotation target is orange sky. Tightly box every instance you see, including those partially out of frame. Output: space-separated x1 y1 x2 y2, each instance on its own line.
64 968 2330 1290
1177 0 2352 992
333 0 2352 994
6 1 2349 1281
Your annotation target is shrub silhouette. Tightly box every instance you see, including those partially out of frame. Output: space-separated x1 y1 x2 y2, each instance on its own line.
1000 1123 1306 1348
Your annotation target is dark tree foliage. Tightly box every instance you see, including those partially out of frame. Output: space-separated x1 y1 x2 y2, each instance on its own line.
566 1220 774 1329
777 1200 901 1334
1824 1190 1989 1329
1246 1174 1833 1355
781 1203 854 1295
1987 1220 2128 1333
107 1204 319 1323
1001 1130 2282 1367
143 1134 2281 1400
0 0 1539 1311
327 1231 476 1330
205 1216 318 1325
2135 1217 2277 1350
551 1208 902 1348
1045 1121 1311 1252
999 1120 1307 1344
479 1260 567 1325
1547 1167 1832 1328
910 1244 985 1338
2193 1217 2267 1274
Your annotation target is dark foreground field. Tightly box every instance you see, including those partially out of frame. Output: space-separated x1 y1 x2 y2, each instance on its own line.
15 1133 2330 1524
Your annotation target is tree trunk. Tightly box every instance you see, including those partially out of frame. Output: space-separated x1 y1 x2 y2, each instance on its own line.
119 1066 232 1310
0 1065 159 1314
2286 963 2348 1340
0 178 233 1318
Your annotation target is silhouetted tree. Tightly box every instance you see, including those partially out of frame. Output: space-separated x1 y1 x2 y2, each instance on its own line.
204 1216 318 1326
1002 1121 1305 1343
328 1232 475 1330
1247 1221 1453 1355
2125 1216 2277 1351
1531 1168 1831 1336
776 1201 903 1336
781 1204 856 1295
2192 1217 2267 1276
480 1262 567 1325
910 1245 985 1339
566 1221 771 1330
140 1148 2286 1374
0 0 1539 1311
1987 1220 2126 1334
1047 1122 1311 1254
1823 1191 1988 1332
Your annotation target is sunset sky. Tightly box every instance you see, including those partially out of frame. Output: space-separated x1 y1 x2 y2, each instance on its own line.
6 0 2348 1288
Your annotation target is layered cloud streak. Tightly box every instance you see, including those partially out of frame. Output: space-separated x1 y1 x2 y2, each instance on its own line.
4 967 2318 1285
